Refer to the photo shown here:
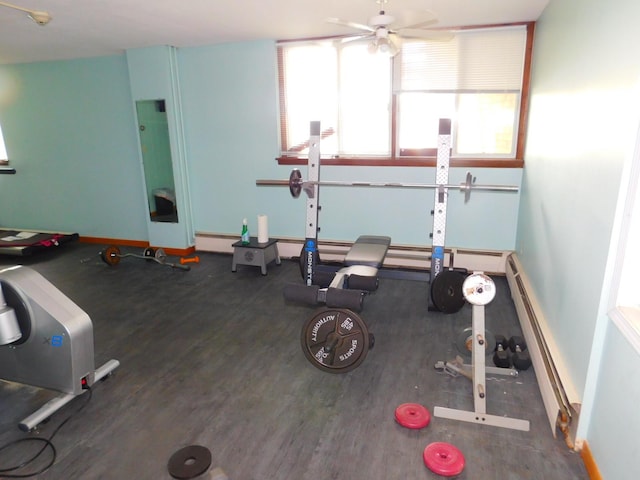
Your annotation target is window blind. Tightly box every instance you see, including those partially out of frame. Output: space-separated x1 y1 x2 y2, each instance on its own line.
394 25 527 93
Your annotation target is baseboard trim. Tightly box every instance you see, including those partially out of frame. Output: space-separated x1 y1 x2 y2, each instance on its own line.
194 232 510 274
79 236 195 257
580 441 603 480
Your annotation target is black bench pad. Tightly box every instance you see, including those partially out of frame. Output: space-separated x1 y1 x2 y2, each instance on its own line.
344 235 391 268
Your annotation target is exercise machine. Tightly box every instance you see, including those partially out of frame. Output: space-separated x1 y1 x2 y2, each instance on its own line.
261 120 519 372
0 229 78 257
282 122 391 313
0 265 119 431
285 235 390 312
258 119 518 314
433 272 530 431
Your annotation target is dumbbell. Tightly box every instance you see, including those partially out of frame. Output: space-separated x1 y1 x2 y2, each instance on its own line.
180 256 200 265
493 334 511 368
508 335 532 370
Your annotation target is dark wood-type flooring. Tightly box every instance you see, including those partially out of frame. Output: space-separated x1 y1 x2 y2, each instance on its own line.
0 243 588 479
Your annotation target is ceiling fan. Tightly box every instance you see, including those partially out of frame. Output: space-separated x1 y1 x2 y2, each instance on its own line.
0 0 51 25
327 0 451 56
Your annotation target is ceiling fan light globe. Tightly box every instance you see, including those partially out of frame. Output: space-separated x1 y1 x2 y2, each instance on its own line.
375 27 389 39
367 40 378 54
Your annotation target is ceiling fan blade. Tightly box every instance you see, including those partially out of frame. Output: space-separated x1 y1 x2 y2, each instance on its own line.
397 28 454 42
392 9 438 30
396 18 438 30
326 17 375 33
340 34 371 44
389 33 402 49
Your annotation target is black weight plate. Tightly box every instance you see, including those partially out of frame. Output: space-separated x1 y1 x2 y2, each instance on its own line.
289 168 303 198
167 445 212 479
300 308 370 374
143 247 156 259
430 270 466 313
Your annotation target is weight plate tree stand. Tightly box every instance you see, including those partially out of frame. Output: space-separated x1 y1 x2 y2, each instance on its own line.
428 119 466 313
433 273 530 431
301 308 371 373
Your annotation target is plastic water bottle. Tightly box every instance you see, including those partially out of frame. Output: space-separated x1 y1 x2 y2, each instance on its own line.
241 218 250 245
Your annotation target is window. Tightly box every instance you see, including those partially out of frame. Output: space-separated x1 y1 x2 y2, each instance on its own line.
277 23 532 167
609 123 640 354
0 123 8 164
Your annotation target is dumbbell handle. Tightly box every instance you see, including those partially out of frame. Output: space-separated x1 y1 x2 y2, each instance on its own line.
180 256 200 265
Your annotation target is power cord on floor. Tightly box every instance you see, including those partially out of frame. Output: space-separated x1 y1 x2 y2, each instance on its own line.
0 386 93 478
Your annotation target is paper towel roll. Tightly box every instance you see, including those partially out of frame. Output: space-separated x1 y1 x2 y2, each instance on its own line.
258 214 269 243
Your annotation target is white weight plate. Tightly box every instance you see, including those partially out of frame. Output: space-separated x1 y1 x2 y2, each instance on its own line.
462 273 496 305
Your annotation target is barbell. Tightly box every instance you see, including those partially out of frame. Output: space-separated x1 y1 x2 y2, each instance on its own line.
256 169 518 202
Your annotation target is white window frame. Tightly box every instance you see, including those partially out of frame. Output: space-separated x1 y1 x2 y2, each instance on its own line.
609 120 640 354
0 123 8 163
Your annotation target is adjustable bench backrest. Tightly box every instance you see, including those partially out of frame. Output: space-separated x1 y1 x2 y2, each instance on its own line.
344 235 391 269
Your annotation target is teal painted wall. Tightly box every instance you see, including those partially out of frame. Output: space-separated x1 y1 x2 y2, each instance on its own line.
521 0 640 477
0 40 521 250
0 56 148 240
178 40 521 248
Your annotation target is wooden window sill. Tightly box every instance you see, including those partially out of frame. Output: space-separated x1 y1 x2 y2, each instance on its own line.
276 156 524 169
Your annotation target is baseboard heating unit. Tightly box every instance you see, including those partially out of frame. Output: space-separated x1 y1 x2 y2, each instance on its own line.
505 253 581 449
194 233 510 275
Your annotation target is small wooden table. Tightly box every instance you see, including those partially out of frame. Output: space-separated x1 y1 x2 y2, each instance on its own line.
231 237 281 275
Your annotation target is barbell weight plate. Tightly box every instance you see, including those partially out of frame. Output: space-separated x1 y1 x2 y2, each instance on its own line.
395 403 431 429
300 308 370 374
143 247 156 259
289 168 302 198
462 272 496 306
101 245 121 266
167 445 212 479
455 327 497 357
423 442 465 477
430 270 466 314
463 171 474 203
155 248 167 261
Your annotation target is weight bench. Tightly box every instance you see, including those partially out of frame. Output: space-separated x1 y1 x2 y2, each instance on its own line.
284 235 391 311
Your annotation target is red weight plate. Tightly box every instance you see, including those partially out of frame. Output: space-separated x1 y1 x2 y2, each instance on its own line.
394 403 431 429
423 442 465 477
